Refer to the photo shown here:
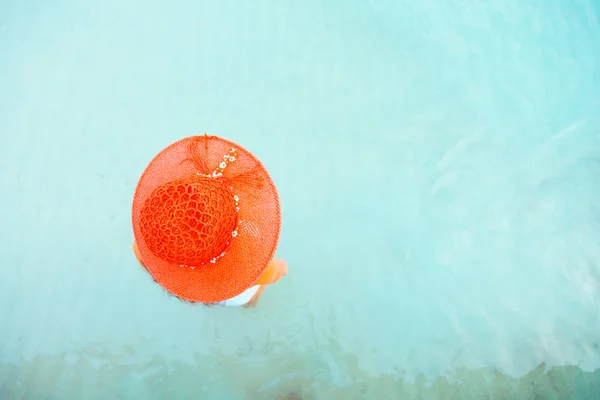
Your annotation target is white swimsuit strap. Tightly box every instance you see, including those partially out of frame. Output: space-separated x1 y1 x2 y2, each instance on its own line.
209 285 260 307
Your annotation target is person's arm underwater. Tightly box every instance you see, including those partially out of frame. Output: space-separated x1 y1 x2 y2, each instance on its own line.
255 258 288 285
133 241 145 267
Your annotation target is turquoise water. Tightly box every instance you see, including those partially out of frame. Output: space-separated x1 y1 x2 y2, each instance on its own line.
2 0 600 398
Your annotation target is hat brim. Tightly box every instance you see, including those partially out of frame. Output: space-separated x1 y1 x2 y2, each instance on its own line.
132 135 281 302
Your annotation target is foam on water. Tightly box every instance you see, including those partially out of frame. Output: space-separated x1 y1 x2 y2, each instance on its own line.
1 0 600 398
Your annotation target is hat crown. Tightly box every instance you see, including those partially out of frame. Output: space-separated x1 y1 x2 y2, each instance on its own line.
139 177 238 267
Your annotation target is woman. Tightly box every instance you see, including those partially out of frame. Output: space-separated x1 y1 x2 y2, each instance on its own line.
131 134 288 307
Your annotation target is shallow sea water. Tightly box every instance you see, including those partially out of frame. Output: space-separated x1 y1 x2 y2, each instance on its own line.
1 0 600 399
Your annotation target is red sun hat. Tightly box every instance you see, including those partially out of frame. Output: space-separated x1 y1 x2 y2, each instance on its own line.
131 135 281 302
